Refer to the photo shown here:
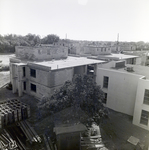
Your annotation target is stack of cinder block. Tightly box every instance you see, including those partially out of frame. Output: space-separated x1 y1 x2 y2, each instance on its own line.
0 99 30 129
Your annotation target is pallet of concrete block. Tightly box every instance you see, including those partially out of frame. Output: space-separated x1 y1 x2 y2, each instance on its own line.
18 120 41 144
0 99 30 129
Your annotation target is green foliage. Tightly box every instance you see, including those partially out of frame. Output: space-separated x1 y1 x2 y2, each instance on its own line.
49 74 108 123
41 34 59 44
0 34 59 53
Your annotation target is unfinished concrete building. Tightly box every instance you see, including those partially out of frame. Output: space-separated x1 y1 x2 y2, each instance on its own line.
10 45 105 99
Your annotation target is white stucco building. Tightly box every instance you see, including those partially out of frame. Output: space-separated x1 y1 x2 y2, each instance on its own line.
96 61 149 130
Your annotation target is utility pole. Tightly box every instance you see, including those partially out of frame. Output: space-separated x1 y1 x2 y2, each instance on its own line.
116 33 119 52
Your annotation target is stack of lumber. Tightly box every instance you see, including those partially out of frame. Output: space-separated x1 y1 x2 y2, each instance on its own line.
18 120 41 144
0 129 18 150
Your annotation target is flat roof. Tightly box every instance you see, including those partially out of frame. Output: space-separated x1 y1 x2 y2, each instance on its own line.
101 53 139 60
34 56 105 70
54 123 87 135
109 64 149 79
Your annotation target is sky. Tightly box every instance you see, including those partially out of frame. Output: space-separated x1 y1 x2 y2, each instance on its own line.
0 0 149 42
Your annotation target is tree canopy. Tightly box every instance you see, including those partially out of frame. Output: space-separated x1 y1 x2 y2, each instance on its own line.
0 34 59 53
49 74 108 123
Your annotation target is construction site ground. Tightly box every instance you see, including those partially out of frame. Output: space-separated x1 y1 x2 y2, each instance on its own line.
0 82 149 149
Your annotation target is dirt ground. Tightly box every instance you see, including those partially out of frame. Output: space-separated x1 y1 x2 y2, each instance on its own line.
0 53 15 65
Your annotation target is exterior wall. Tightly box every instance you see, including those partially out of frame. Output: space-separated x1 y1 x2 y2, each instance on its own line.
83 46 111 55
56 132 81 150
10 61 74 99
15 45 68 61
48 68 74 88
125 58 136 64
91 47 111 55
96 68 142 115
74 66 86 75
133 77 149 130
111 46 136 52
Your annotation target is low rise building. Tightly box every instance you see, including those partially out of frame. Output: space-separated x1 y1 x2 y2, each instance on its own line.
10 45 105 99
96 61 149 130
88 53 140 65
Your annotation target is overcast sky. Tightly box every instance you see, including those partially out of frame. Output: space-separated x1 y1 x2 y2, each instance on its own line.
0 0 149 42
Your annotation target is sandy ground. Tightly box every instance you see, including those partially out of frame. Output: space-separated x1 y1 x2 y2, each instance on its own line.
0 53 15 65
0 71 10 88
0 54 13 87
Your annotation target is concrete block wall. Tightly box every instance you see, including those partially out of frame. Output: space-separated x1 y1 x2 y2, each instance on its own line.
83 46 111 55
0 99 30 129
15 45 68 61
48 68 74 88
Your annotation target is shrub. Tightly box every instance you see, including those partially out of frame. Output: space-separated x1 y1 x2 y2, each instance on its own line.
0 64 9 71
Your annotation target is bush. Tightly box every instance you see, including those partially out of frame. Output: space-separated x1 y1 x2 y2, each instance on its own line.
0 64 9 71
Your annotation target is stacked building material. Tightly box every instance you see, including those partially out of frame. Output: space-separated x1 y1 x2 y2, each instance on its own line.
18 120 41 144
0 99 30 128
0 129 18 150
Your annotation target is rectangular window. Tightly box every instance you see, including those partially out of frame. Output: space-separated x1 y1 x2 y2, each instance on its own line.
144 89 149 105
23 67 26 77
31 83 36 92
103 93 107 104
103 76 109 88
30 69 36 78
23 82 26 90
140 110 149 126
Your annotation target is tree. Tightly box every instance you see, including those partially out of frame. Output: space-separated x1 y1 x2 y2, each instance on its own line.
49 74 108 124
41 34 59 44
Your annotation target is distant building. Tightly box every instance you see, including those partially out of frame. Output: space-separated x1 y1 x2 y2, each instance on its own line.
123 51 149 66
88 53 140 65
69 45 111 56
10 45 105 99
111 45 137 53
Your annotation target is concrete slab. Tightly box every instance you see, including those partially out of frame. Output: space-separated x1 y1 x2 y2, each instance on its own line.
127 136 140 146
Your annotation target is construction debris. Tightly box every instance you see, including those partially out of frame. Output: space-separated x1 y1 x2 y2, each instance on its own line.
80 123 107 150
0 120 42 150
18 120 41 144
0 129 18 150
0 99 30 129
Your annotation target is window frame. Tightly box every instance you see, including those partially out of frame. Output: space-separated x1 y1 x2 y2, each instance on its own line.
103 93 107 104
103 76 109 88
23 82 26 90
23 67 26 77
30 68 36 78
140 110 149 126
143 89 149 105
30 83 36 92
